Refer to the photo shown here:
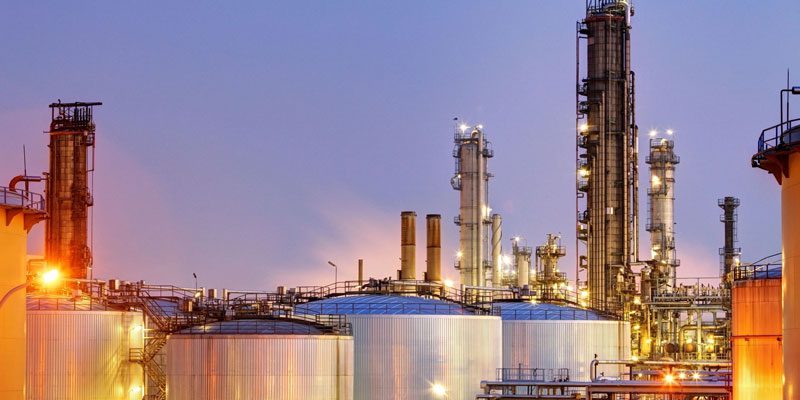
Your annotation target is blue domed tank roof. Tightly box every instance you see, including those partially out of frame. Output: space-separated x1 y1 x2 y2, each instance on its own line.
493 301 610 321
176 319 328 335
296 294 475 316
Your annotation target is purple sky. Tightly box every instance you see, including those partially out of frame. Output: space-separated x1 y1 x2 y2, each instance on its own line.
2 1 799 291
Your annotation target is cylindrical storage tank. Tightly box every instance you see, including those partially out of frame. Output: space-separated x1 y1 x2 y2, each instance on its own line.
496 301 631 381
26 297 144 400
166 319 354 400
732 267 782 400
297 295 502 400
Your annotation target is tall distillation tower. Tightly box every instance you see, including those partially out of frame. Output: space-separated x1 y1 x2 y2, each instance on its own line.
46 101 101 279
576 0 638 313
452 123 494 287
646 132 680 292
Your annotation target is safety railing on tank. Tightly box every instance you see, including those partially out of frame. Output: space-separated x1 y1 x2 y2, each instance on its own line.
756 118 800 154
733 263 782 281
496 367 571 382
0 186 45 210
495 306 604 321
295 300 488 316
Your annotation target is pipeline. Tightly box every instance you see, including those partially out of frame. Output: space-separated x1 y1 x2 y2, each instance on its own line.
589 359 731 381
8 175 43 192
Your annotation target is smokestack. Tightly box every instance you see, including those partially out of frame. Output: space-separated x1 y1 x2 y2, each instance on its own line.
718 197 741 284
426 214 441 283
491 214 502 287
400 211 416 280
358 259 364 285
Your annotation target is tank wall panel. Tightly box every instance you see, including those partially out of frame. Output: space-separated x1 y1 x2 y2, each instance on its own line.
26 310 144 400
166 335 353 400
502 320 631 381
348 315 502 400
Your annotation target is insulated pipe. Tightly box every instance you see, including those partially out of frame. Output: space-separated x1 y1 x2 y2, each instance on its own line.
400 211 416 280
425 214 441 283
491 214 502 287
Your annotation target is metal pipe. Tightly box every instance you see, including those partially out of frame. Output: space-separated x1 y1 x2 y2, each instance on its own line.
400 211 416 280
8 175 42 192
491 214 502 287
426 215 441 283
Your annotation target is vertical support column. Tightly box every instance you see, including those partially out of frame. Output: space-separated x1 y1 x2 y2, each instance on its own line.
400 211 416 281
782 153 800 398
491 214 502 287
426 214 441 283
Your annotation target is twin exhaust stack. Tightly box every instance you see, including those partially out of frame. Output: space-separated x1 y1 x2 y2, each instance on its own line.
400 211 441 283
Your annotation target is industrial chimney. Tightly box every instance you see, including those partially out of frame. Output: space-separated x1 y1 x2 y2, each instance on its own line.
718 196 741 284
491 214 502 287
426 214 441 283
46 101 102 280
400 211 416 280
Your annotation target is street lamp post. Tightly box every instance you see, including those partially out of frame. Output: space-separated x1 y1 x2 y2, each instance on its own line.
327 261 338 285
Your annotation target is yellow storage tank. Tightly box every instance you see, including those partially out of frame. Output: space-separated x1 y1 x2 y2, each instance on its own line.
0 187 45 400
732 266 782 400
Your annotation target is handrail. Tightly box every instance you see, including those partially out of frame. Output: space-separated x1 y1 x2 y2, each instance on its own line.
756 117 800 153
0 186 45 211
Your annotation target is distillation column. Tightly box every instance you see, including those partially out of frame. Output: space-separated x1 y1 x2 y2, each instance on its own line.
719 197 741 285
45 101 102 279
751 87 800 398
535 234 567 291
576 0 638 313
512 239 532 288
646 134 680 291
451 123 493 287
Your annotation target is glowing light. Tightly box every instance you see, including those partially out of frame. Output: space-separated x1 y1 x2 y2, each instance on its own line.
664 373 675 384
580 290 589 299
456 251 463 259
651 175 661 186
476 124 484 130
686 337 693 344
666 129 674 135
503 255 511 265
41 269 60 286
633 324 641 331
130 324 144 334
692 372 700 380
579 123 589 133
431 383 447 397
443 279 454 288
631 355 639 361
129 385 142 395
513 236 521 242
649 129 658 137
678 372 687 380
633 296 641 305
644 338 652 344
707 335 715 345
459 124 469 133
578 168 590 177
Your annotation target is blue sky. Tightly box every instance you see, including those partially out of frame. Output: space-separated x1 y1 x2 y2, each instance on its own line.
1 1 798 290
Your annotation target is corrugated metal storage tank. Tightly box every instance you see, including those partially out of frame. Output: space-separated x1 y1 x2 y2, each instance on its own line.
496 301 630 381
166 319 354 400
26 297 144 400
296 295 502 400
732 267 782 400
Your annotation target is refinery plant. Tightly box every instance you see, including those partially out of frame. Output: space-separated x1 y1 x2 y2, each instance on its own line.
0 1 794 400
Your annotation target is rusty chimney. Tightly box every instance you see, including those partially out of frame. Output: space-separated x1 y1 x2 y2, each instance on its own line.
400 211 416 280
426 214 442 283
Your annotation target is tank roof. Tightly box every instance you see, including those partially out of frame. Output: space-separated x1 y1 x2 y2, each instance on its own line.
493 301 611 321
296 294 476 315
176 319 330 335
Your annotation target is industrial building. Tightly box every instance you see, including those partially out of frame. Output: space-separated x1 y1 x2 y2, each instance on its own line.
0 1 794 400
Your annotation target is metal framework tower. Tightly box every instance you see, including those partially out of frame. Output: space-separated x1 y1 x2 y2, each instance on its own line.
646 133 680 291
576 0 638 313
718 196 741 284
451 123 493 287
46 101 101 279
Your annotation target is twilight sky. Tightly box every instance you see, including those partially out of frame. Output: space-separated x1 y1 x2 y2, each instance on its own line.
1 1 799 291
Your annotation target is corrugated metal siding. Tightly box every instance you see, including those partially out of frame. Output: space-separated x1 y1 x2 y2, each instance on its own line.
166 334 353 400
26 310 144 400
503 320 631 381
347 314 502 400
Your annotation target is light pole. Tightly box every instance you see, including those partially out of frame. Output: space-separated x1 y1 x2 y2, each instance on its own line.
327 261 337 285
